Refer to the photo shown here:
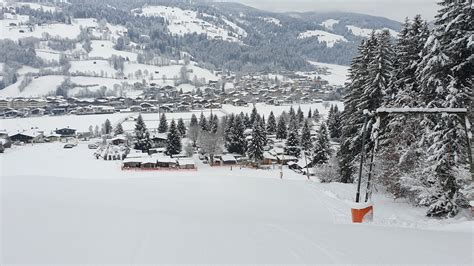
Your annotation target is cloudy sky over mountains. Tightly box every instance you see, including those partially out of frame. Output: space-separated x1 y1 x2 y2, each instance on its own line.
230 0 438 21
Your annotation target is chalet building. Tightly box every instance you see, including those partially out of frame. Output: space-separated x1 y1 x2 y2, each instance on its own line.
111 136 128 146
55 128 77 137
9 130 43 143
0 99 9 109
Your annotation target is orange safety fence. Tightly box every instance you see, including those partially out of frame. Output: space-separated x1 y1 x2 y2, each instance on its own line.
121 167 198 172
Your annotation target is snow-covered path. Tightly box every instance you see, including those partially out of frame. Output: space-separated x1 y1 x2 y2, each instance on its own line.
1 143 472 264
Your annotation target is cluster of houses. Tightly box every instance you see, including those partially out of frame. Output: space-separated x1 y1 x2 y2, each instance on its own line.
1 127 77 146
122 150 196 170
1 68 343 119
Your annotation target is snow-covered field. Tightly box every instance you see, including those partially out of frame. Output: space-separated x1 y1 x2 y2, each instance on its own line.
70 60 118 77
88 40 138 61
307 61 350 86
1 142 472 264
298 30 348 47
0 102 341 134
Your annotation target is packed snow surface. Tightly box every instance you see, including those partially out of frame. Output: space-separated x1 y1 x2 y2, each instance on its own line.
1 143 472 264
298 30 348 47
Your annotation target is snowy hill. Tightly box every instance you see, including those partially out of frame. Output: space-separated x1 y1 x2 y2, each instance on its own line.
133 5 247 43
297 30 348 48
346 25 398 38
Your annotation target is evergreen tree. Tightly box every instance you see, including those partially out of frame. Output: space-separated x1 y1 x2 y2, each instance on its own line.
328 105 342 139
377 16 430 201
199 112 208 131
259 115 268 146
308 108 312 119
313 123 331 165
339 38 374 183
166 119 182 156
190 113 198 127
114 123 124 136
285 123 300 157
224 114 235 145
297 106 304 125
134 114 152 152
247 121 265 165
312 108 320 122
209 114 219 134
227 115 247 155
104 119 112 135
250 105 258 126
300 120 312 151
266 111 277 134
244 113 251 128
158 113 168 133
177 118 186 137
413 0 473 217
276 115 287 139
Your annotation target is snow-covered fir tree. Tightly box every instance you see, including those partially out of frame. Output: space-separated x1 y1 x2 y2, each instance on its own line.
244 113 251 128
227 114 247 155
339 30 394 183
312 108 320 122
276 115 287 139
250 106 258 126
327 105 342 139
158 113 168 133
134 114 152 152
377 16 430 201
166 119 182 156
300 120 312 152
297 106 304 125
209 114 219 134
190 114 198 127
247 121 265 165
412 0 473 217
266 111 277 134
177 118 186 137
114 123 124 136
199 112 208 131
285 119 301 157
224 114 235 145
313 122 331 165
104 119 112 135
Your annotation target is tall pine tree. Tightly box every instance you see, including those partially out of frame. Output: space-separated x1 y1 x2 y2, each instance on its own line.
166 119 182 156
158 113 168 133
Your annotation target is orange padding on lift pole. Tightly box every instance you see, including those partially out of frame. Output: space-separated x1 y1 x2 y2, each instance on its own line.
351 205 373 223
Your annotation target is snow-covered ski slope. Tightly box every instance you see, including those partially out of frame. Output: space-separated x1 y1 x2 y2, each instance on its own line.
1 143 472 264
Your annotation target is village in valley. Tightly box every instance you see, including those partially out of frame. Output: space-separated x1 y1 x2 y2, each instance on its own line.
0 94 343 178
0 0 472 264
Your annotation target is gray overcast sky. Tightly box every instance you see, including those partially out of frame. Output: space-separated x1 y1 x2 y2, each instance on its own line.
226 0 439 22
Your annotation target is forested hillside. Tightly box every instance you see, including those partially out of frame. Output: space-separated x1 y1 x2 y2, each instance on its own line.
4 0 401 72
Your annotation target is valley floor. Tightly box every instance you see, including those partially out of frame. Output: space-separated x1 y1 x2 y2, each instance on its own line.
1 142 472 264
